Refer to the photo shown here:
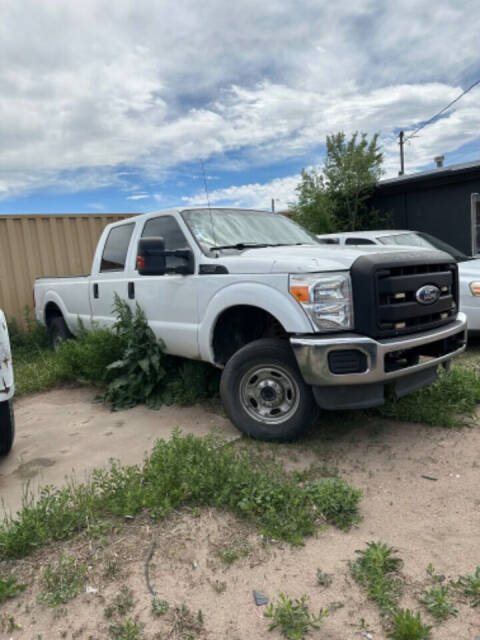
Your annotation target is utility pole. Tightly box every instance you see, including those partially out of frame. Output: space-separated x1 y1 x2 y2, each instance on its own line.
271 198 275 213
398 131 405 176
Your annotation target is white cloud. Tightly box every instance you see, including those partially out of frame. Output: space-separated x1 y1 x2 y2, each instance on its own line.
0 0 479 200
126 194 150 200
183 174 302 210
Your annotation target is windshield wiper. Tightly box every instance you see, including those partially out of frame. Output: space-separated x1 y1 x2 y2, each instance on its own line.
209 242 305 251
210 242 276 251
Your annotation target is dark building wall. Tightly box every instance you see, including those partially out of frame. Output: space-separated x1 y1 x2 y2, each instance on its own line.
371 167 480 256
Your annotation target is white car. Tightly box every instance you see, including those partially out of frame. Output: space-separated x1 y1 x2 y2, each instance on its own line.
317 230 480 332
0 310 15 455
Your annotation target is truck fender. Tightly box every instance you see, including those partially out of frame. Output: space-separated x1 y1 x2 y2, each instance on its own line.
40 292 75 333
198 282 314 363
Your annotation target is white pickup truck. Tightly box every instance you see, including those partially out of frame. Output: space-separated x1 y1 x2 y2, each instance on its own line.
34 208 467 440
0 310 15 454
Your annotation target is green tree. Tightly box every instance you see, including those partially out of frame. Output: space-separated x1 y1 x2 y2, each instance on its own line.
292 131 385 232
290 168 336 234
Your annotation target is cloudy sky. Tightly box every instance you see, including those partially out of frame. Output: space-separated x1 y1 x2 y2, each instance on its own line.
0 0 479 213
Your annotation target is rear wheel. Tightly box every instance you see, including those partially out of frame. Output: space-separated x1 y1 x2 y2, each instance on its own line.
220 338 318 441
0 400 15 455
49 316 72 350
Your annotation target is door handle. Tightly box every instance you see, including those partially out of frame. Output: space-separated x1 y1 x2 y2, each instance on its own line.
128 282 135 299
93 283 99 299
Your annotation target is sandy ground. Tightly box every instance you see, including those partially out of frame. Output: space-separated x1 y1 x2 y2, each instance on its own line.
0 390 479 638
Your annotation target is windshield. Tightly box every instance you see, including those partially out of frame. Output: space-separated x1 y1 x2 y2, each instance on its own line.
182 209 319 253
377 232 470 262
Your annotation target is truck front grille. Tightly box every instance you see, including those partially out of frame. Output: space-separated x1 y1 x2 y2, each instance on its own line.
351 252 459 339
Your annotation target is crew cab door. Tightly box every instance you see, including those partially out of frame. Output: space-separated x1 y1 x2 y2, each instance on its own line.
89 222 136 327
133 215 199 359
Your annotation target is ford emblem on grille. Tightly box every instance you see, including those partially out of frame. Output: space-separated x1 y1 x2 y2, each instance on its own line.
415 284 441 305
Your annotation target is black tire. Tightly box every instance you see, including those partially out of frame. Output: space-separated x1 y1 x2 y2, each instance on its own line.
49 316 72 351
0 400 15 455
220 338 318 441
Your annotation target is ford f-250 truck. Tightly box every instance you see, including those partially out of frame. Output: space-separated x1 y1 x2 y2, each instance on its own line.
34 208 467 441
0 309 15 454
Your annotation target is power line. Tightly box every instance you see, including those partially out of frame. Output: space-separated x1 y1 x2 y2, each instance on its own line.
404 79 480 142
398 78 480 174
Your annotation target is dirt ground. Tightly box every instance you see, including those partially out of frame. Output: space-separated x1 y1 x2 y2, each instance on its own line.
0 390 479 638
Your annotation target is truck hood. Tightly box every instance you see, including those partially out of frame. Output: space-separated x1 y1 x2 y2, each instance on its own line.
215 244 435 274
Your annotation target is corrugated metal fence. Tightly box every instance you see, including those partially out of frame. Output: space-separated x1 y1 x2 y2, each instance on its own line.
0 214 133 320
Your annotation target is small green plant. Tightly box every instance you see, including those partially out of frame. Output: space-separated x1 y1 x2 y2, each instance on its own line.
420 585 457 619
351 542 402 616
0 575 26 602
0 614 21 633
151 598 169 616
452 566 480 606
387 609 432 640
210 579 227 593
113 586 135 616
316 569 332 587
39 555 87 607
215 541 251 565
264 593 328 640
109 618 143 640
103 557 120 579
170 604 204 637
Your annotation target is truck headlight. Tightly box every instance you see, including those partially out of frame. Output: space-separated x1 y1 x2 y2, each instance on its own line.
289 272 354 331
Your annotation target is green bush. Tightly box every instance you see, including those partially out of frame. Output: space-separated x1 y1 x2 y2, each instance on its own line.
99 296 219 410
7 307 49 359
12 297 220 406
379 366 480 427
56 327 125 386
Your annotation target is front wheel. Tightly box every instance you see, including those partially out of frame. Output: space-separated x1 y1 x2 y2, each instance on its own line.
0 400 15 455
220 338 318 441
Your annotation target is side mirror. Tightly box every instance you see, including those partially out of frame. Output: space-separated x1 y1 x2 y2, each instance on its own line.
137 237 195 276
137 237 166 275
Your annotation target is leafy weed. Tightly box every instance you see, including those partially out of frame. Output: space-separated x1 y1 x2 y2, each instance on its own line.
264 593 328 640
387 609 432 640
0 575 26 602
350 542 402 616
420 585 457 620
38 554 87 607
452 566 480 606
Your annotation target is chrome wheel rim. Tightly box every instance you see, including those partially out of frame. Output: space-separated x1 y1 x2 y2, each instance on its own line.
239 365 300 425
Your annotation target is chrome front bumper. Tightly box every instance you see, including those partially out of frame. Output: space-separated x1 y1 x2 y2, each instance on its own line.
290 313 467 387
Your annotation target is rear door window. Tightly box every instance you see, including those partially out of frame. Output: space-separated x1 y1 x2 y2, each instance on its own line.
100 224 135 272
